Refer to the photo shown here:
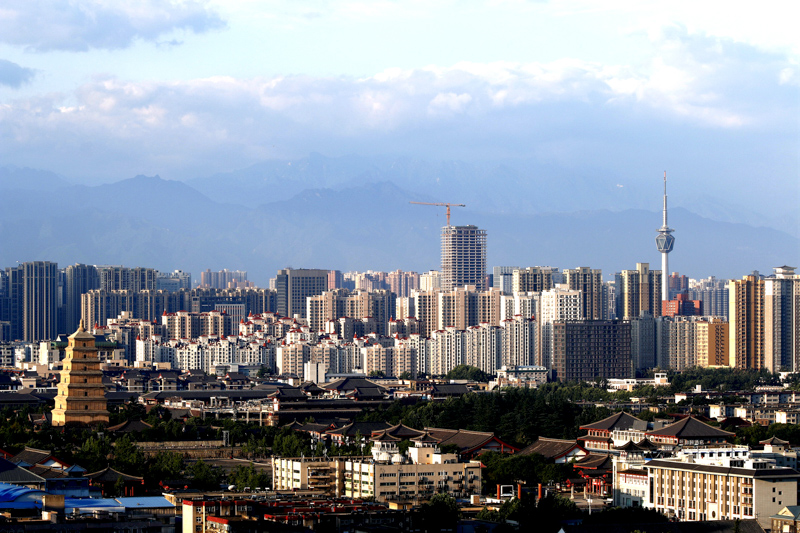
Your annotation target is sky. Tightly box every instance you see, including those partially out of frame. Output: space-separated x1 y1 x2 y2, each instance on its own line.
0 1 797 220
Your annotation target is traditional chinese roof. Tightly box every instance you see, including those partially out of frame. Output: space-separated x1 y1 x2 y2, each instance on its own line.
371 430 402 443
382 423 425 440
326 421 391 437
761 436 790 446
573 453 613 471
69 319 95 341
85 466 143 483
614 440 646 452
411 431 441 444
647 416 734 440
520 438 585 459
425 428 519 455
323 377 386 393
0 458 45 484
580 411 647 432
107 419 153 433
10 447 53 468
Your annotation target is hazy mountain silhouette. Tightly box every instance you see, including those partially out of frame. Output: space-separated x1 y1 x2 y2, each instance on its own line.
0 174 796 285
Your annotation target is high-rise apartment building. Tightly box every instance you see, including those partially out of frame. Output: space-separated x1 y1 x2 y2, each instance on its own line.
729 274 765 370
64 264 99 334
689 277 730 319
492 266 518 295
512 266 555 294
156 270 192 292
307 289 395 335
275 268 329 319
551 319 632 382
564 267 604 320
21 261 59 342
386 270 419 298
695 318 729 368
615 263 662 319
200 269 248 289
97 266 157 292
539 285 583 368
765 266 800 372
441 225 487 292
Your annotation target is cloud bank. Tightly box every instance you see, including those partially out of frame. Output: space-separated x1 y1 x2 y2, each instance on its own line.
0 59 36 87
0 0 225 51
0 28 795 220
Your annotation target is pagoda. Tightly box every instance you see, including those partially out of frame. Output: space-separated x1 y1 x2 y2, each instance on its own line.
51 320 109 426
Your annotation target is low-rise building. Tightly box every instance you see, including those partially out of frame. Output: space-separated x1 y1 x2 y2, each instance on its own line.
644 447 800 529
272 430 481 503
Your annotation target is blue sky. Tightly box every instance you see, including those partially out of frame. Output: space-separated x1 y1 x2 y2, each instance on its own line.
0 1 797 224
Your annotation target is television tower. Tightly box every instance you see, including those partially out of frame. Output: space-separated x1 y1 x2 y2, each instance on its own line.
655 171 675 302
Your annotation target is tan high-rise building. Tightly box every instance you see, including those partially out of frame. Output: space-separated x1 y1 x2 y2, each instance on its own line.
696 318 729 367
564 267 603 320
729 274 765 370
615 263 662 319
52 320 109 426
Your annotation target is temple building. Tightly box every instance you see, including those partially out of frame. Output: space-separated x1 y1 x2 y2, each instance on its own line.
51 320 109 426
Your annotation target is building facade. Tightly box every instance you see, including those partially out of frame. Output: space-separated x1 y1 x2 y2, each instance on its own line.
441 225 487 292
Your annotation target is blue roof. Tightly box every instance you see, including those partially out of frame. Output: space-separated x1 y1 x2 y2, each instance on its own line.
0 482 45 509
64 497 123 513
115 496 175 509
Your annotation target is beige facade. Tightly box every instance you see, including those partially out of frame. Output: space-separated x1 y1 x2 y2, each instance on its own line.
645 450 800 529
695 318 729 367
564 267 604 320
729 275 765 369
272 440 481 503
512 267 554 294
617 263 662 319
51 321 109 426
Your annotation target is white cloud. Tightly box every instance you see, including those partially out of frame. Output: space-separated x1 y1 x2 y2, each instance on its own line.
0 0 225 51
0 31 793 181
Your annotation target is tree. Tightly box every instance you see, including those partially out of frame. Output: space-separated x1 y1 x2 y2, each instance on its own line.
399 371 412 380
148 452 184 482
420 493 460 532
112 435 145 474
446 365 491 382
191 460 222 491
229 463 270 491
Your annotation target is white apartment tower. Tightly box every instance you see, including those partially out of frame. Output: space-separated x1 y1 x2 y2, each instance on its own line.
441 225 487 292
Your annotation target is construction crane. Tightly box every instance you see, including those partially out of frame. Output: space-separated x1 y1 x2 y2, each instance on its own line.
409 201 466 226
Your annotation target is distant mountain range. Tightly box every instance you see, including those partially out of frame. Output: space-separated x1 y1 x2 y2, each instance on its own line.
0 165 797 285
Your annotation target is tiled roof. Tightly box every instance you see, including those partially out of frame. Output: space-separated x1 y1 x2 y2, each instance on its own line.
107 419 153 433
323 377 386 392
10 447 52 467
326 421 391 437
519 437 584 459
382 423 426 440
0 458 45 484
573 453 613 470
580 411 647 432
86 466 143 482
647 416 734 439
424 428 511 454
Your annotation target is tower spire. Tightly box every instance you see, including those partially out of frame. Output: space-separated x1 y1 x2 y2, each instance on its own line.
655 171 675 306
663 171 668 228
